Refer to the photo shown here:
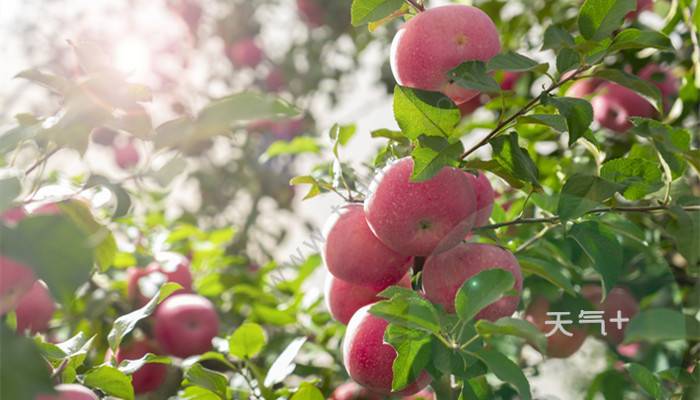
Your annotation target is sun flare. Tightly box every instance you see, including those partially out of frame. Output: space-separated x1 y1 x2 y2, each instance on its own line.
114 36 151 74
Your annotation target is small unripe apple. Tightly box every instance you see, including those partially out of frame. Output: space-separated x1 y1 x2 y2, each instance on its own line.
229 37 263 68
153 293 220 358
114 140 140 169
15 280 56 334
364 157 477 256
422 242 523 320
36 384 99 400
464 170 494 227
390 5 500 105
343 305 433 396
323 204 412 291
589 82 656 133
114 337 168 394
582 285 639 345
524 296 588 358
325 272 411 325
0 255 36 315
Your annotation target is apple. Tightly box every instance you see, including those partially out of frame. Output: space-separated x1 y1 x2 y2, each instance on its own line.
626 0 653 20
330 382 384 400
32 203 62 215
323 204 412 291
90 126 118 146
582 285 639 345
421 242 523 320
114 140 140 169
500 71 524 92
114 337 168 394
457 95 484 117
589 82 656 133
153 293 220 358
390 5 500 105
639 63 678 111
364 157 477 256
265 68 286 93
36 384 99 400
402 387 435 400
343 305 433 396
0 255 37 315
565 77 604 98
1 206 27 225
229 37 263 68
325 272 411 325
127 252 193 307
173 0 203 33
464 170 494 227
524 296 588 358
15 280 55 334
296 0 324 28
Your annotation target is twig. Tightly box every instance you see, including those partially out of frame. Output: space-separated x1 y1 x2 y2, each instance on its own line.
25 146 61 175
405 0 425 12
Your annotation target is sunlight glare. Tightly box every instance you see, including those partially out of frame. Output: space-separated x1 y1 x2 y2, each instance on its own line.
115 37 151 73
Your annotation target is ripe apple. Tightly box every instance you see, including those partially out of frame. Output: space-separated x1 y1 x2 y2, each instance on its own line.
32 203 62 215
229 37 263 68
265 68 286 92
153 293 220 358
296 0 324 28
343 305 433 396
390 5 500 105
330 381 383 400
36 384 99 400
323 204 412 291
364 157 477 256
1 206 27 225
114 337 168 394
582 285 639 345
565 77 604 98
639 63 678 111
589 82 656 133
626 0 653 20
15 280 56 334
421 242 523 320
90 126 118 146
464 170 494 227
114 140 140 169
524 296 588 358
324 272 411 325
127 252 193 307
0 255 36 315
500 71 524 92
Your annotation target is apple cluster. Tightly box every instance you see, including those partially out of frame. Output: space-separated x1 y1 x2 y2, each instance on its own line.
322 157 523 396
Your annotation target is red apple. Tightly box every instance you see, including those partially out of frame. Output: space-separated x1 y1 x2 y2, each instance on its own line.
1 206 27 225
0 255 36 315
639 63 678 112
589 82 656 133
36 384 99 400
626 0 653 20
127 252 193 307
174 0 203 33
114 337 168 394
15 280 55 334
500 71 524 92
524 296 588 358
565 77 604 98
229 37 263 68
32 203 62 215
457 95 484 117
582 285 639 345
265 68 286 93
114 140 140 169
364 157 477 256
322 204 412 291
330 382 384 400
343 305 433 396
390 5 500 105
421 242 523 320
464 170 494 227
324 272 411 325
296 0 324 28
153 293 220 358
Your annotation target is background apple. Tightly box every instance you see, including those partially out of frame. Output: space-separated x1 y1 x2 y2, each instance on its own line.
638 63 678 111
582 285 639 345
36 384 99 400
330 381 383 400
343 305 433 396
322 204 412 291
422 242 523 320
324 272 411 325
364 157 477 256
15 280 56 334
153 293 220 358
114 337 168 394
0 255 37 315
114 139 140 169
565 77 604 98
626 0 653 20
90 126 118 146
296 0 324 28
589 82 656 133
390 5 500 105
229 37 263 68
464 170 495 228
1 206 27 225
127 252 193 307
524 296 588 358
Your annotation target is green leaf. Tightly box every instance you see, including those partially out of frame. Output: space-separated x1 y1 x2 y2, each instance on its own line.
446 61 501 92
15 69 71 95
517 114 567 132
516 256 576 295
329 123 356 157
455 269 516 322
370 287 441 335
475 349 531 400
623 309 688 344
430 324 484 380
290 383 325 400
229 323 265 359
593 69 662 111
56 199 116 272
393 85 460 141
609 29 674 53
264 337 307 387
628 118 692 179
263 137 319 159
585 370 630 400
486 52 546 73
463 159 525 189
489 132 541 188
624 363 671 400
460 378 494 400
184 364 228 399
350 0 404 26
542 24 576 50
385 325 433 392
556 48 580 75
476 318 548 354
557 173 623 221
196 92 300 133
568 221 622 296
0 325 55 400
0 168 22 212
665 206 699 265
600 158 663 201
84 175 132 219
410 135 464 182
37 332 95 376
540 94 593 146
578 0 636 41
117 353 172 376
83 365 134 400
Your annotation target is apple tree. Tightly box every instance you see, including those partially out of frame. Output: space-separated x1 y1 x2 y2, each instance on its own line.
0 0 699 399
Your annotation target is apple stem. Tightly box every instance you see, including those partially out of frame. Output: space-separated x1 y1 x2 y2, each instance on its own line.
404 0 424 12
412 256 425 274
